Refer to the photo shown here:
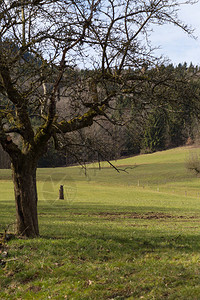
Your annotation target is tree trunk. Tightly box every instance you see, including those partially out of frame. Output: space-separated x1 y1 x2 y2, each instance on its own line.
12 160 39 237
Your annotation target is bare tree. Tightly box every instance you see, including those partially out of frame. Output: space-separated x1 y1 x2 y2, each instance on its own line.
0 0 198 237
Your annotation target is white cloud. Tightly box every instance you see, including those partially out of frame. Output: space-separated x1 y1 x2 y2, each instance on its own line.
149 1 200 66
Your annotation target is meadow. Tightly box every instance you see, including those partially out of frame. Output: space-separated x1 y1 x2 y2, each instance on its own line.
1 146 200 299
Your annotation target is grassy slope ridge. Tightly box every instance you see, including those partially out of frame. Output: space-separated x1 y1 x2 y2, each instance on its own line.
1 146 200 299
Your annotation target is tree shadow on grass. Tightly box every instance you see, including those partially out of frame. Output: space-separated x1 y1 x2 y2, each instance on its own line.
38 202 200 214
39 220 200 260
3 201 200 257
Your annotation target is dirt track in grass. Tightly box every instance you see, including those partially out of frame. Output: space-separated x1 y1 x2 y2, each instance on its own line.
72 211 200 220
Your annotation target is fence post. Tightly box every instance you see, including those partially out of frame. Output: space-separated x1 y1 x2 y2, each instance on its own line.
59 185 64 199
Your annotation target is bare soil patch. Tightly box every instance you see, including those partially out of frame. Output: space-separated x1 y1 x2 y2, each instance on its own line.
72 211 198 220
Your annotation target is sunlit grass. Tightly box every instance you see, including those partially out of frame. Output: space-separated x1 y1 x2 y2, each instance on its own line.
1 146 200 299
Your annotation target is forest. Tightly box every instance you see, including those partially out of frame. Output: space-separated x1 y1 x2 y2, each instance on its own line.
1 61 199 169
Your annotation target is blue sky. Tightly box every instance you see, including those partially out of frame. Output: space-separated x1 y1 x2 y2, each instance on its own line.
150 1 200 66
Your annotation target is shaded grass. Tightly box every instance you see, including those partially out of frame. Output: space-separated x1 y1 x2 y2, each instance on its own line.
2 211 200 299
1 146 200 299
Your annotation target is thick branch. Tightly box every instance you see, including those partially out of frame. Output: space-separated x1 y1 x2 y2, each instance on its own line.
55 108 101 133
0 53 34 143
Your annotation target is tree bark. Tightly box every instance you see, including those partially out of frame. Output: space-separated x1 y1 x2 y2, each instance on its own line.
12 159 39 237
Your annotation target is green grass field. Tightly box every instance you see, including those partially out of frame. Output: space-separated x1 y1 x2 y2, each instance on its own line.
1 146 200 299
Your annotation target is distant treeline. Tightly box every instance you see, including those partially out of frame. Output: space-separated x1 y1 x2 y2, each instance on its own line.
1 62 200 169
36 62 200 167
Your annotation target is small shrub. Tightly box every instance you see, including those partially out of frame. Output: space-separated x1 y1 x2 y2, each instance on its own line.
186 137 193 146
186 152 200 175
